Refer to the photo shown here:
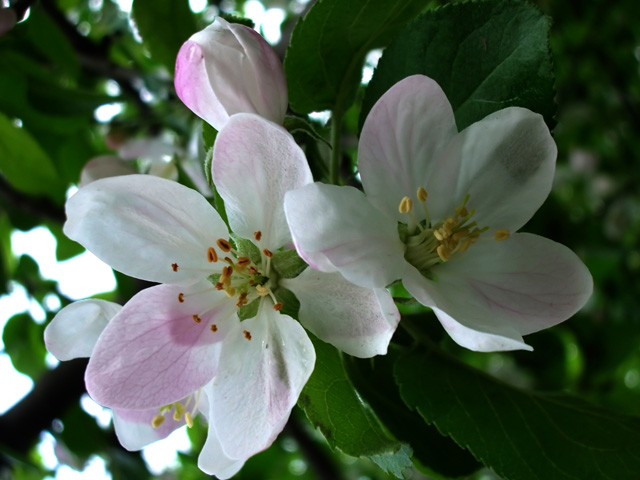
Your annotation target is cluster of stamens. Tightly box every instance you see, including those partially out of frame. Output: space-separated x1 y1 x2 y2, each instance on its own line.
151 392 200 429
401 187 510 274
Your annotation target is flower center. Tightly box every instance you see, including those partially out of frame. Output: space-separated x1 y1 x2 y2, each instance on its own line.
152 390 201 429
400 187 510 277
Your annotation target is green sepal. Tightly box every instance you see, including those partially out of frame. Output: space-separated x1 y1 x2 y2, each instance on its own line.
231 234 262 266
238 297 260 321
274 286 300 320
283 115 330 148
271 249 308 279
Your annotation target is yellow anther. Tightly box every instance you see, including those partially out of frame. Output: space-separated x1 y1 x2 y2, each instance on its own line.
417 187 428 203
217 238 232 252
185 412 194 428
152 414 165 428
273 302 283 311
494 229 511 242
224 287 236 298
399 196 413 214
452 229 470 242
174 403 185 421
459 238 473 253
207 247 218 263
256 285 270 296
433 229 444 241
436 244 450 262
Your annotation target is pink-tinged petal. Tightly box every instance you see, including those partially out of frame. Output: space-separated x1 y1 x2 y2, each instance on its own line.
175 40 230 130
175 17 287 129
404 233 592 351
211 301 315 459
284 183 406 289
44 300 121 361
281 270 400 357
197 384 246 478
212 114 312 250
427 107 557 233
79 156 136 188
359 75 458 222
85 282 236 410
64 175 229 286
112 406 186 451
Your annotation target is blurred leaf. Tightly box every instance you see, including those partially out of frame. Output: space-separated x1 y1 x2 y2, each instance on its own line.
285 0 430 114
361 0 556 132
298 335 405 458
0 112 64 201
202 121 217 152
58 401 109 462
346 352 481 479
2 312 47 378
283 115 330 147
395 347 640 480
131 0 197 72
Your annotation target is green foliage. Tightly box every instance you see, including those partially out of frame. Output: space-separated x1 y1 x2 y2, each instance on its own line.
285 0 430 115
131 0 198 72
2 313 47 379
396 347 640 480
298 336 407 460
271 249 308 279
361 0 556 132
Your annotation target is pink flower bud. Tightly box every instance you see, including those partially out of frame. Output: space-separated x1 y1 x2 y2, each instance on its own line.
175 17 287 130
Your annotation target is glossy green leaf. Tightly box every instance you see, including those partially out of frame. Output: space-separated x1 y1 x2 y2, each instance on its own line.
395 347 640 480
131 0 197 72
361 0 555 132
0 113 64 201
298 336 405 459
285 0 430 114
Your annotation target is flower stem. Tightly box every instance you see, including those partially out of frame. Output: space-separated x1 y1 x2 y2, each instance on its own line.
329 109 343 185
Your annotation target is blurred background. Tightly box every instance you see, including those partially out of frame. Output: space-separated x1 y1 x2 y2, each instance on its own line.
0 0 639 478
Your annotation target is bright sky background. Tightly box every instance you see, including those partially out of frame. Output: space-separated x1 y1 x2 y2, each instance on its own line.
0 0 374 477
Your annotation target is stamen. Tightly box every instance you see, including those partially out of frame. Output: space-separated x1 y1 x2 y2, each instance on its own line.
256 285 270 297
224 256 234 265
215 282 224 290
210 324 218 332
192 314 202 323
185 412 194 428
174 403 185 421
207 247 218 263
436 244 450 262
273 302 283 311
152 415 165 428
399 196 413 214
249 266 259 275
237 257 251 268
236 292 248 307
221 265 233 282
217 238 232 252
417 187 428 203
178 293 185 303
254 231 262 242
243 330 252 341
262 248 273 258
225 287 237 298
171 263 179 272
494 229 510 242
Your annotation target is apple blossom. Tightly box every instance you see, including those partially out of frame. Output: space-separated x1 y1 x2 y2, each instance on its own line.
284 74 593 352
62 113 399 477
175 17 287 130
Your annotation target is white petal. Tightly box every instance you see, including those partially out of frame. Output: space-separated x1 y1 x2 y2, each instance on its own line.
404 233 593 351
64 174 229 286
44 299 121 361
212 114 312 250
211 301 315 459
426 107 557 232
284 183 406 289
112 406 186 451
359 75 458 222
281 270 400 357
85 282 234 410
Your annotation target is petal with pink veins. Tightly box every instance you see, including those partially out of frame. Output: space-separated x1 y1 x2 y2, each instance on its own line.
213 114 312 250
210 301 314 459
64 175 229 286
284 183 406 289
112 405 187 451
85 281 235 410
281 269 400 358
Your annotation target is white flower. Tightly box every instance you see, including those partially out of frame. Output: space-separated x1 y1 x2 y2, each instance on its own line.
60 114 399 477
284 75 593 352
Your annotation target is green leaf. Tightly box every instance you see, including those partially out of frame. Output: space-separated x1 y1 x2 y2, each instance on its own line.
131 0 197 72
231 234 261 266
2 313 47 378
238 298 260 321
346 352 481 479
369 444 413 479
361 0 556 132
283 115 330 147
297 335 404 458
202 121 217 152
0 112 64 201
285 0 430 114
395 347 640 480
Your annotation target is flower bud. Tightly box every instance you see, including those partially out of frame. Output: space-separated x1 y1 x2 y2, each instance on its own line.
175 17 287 130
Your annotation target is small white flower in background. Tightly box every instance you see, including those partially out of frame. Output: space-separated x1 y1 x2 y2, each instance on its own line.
285 74 593 352
57 114 399 478
174 17 288 130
